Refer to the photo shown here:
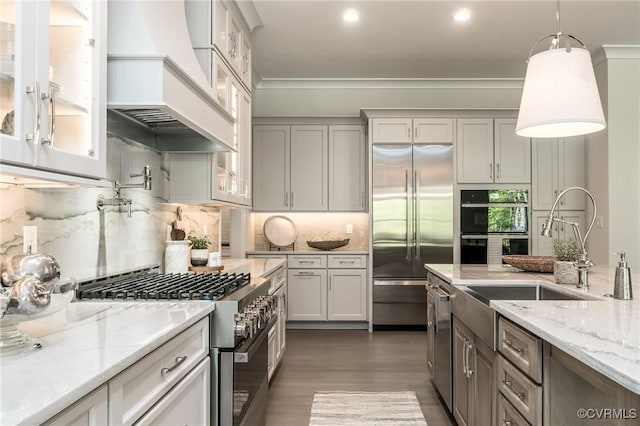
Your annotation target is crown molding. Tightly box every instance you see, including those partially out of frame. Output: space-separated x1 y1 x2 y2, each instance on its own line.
253 78 524 90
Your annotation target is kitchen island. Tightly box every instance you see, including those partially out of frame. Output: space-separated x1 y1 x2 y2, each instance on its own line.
0 301 215 425
425 263 640 395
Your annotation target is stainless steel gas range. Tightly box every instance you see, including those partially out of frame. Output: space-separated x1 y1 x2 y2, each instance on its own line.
76 267 276 426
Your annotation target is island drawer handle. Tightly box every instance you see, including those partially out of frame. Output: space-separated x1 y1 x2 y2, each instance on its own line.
504 339 525 354
502 379 525 401
161 356 187 376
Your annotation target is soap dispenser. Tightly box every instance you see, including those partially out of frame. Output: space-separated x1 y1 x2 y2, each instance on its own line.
613 252 633 300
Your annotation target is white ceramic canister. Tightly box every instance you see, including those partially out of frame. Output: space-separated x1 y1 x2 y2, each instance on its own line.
165 241 189 273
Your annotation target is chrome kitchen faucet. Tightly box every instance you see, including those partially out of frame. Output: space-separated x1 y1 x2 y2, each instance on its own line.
541 186 597 288
96 165 152 217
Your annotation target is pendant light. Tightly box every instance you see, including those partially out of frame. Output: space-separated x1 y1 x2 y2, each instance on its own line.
516 0 606 138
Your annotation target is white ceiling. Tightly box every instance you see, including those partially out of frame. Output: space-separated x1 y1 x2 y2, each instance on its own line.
249 0 640 80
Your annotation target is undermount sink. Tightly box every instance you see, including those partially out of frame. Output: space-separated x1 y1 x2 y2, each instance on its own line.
464 285 590 306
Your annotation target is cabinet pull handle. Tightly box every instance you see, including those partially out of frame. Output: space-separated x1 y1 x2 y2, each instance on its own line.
415 127 418 139
496 163 500 179
299 260 315 264
465 342 474 378
161 356 187 376
339 260 355 264
284 192 289 207
361 192 364 209
407 127 410 139
329 276 332 291
462 340 468 375
298 271 315 276
41 88 55 147
489 163 493 179
25 81 41 143
503 338 525 354
291 191 294 207
502 379 525 400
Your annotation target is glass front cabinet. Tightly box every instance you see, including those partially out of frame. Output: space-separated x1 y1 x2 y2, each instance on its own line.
0 0 106 180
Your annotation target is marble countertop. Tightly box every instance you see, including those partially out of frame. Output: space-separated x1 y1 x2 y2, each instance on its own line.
424 263 640 395
223 257 287 277
0 301 215 426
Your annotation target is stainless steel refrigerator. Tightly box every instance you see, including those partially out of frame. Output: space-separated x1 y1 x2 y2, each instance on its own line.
372 144 453 326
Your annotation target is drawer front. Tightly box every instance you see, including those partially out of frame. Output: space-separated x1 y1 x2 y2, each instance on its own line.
498 317 543 383
497 355 542 426
268 265 287 294
327 254 367 269
497 393 531 426
109 317 209 426
288 255 327 268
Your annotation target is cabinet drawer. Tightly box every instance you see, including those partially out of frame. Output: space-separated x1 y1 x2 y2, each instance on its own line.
268 265 287 294
327 254 366 268
498 317 543 383
497 393 531 426
497 355 542 426
109 317 209 426
288 255 327 268
133 357 210 426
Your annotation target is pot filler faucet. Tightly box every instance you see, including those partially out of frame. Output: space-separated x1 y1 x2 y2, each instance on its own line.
96 165 152 217
541 186 597 288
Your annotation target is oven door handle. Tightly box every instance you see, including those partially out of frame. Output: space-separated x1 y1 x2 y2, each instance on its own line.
234 316 276 363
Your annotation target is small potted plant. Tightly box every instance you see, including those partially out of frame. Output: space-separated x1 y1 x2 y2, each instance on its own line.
552 239 580 285
187 232 211 266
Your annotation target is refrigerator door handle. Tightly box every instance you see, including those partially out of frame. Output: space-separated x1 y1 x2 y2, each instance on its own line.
414 169 421 260
405 169 411 261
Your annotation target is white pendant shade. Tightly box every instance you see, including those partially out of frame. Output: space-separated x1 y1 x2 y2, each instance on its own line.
516 47 606 138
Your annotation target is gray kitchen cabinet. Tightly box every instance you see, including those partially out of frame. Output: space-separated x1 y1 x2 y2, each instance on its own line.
531 137 585 211
253 125 290 210
133 358 210 426
371 118 454 143
43 385 108 426
531 210 586 256
253 124 365 212
0 0 107 181
287 269 328 321
329 125 366 211
327 269 367 321
457 118 530 184
253 124 328 211
290 125 329 211
287 254 367 323
109 318 209 426
452 316 495 426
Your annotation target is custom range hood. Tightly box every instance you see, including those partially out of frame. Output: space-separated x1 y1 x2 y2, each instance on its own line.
107 0 233 152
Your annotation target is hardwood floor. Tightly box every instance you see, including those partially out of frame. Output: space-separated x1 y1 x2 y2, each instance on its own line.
265 329 455 426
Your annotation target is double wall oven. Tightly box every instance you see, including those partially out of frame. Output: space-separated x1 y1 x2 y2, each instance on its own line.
460 189 529 264
76 268 275 426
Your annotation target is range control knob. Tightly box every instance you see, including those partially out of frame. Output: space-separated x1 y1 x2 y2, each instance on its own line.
234 321 249 338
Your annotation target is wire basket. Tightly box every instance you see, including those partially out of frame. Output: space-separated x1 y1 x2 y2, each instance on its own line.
306 239 350 250
502 255 554 273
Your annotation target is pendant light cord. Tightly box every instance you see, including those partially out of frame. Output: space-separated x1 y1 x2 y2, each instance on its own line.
556 0 561 36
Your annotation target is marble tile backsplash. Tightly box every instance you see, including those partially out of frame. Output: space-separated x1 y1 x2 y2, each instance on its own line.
252 212 369 251
0 137 221 281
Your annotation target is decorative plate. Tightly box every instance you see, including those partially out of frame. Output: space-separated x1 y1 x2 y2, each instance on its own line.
263 215 297 247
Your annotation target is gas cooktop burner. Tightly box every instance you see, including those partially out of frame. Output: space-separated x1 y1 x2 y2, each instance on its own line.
76 272 251 301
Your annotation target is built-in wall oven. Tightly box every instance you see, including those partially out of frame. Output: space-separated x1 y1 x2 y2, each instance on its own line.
460 190 529 264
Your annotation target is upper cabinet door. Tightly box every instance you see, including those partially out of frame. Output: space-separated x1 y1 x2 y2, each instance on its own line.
0 0 37 166
0 0 106 180
253 125 290 211
558 136 585 210
290 125 328 211
371 118 412 143
329 125 365 211
413 118 455 143
494 119 531 183
456 118 494 183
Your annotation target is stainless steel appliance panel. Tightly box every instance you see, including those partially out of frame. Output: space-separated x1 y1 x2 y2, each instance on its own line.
426 281 452 412
413 144 454 271
372 144 453 279
372 144 414 278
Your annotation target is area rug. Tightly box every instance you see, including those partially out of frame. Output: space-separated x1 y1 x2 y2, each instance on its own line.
309 391 428 425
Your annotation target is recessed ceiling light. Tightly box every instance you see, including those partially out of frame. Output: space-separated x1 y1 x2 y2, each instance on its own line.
454 8 471 22
343 9 359 22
